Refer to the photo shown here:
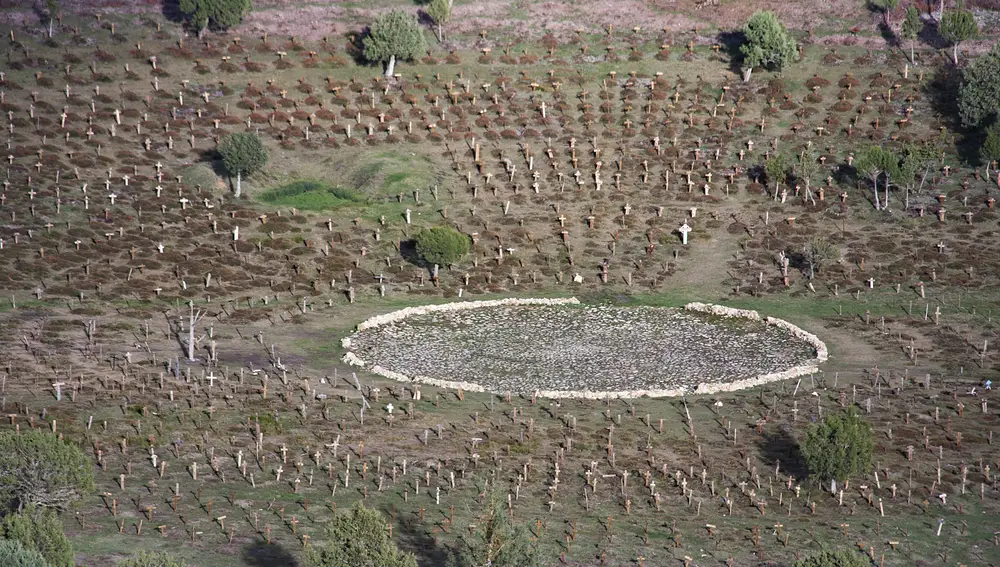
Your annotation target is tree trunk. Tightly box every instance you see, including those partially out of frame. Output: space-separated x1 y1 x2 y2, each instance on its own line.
235 171 242 198
198 23 207 40
187 305 196 361
873 176 880 210
952 43 959 65
910 41 915 64
437 24 443 43
48 19 53 38
743 67 753 82
905 185 910 209
385 55 396 78
186 302 204 361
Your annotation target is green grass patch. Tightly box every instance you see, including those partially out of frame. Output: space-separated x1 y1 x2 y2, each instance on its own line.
344 151 437 196
257 180 367 211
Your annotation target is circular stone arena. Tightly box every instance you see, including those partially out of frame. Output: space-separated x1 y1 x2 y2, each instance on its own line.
343 299 828 398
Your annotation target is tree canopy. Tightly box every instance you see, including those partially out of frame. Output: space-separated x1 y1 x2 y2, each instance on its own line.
0 430 94 512
218 132 268 198
958 42 1000 128
739 11 797 82
939 0 978 65
414 226 470 266
304 502 417 567
0 505 74 567
0 539 48 567
116 550 187 567
363 10 426 77
179 0 252 38
855 145 900 210
793 549 870 567
801 408 874 487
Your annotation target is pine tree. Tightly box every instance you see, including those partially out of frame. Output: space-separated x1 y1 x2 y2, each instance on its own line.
179 0 252 38
939 0 977 65
900 5 923 64
0 539 48 567
959 42 1000 128
363 10 426 78
801 408 874 493
0 430 94 511
981 122 1000 175
457 489 540 567
0 505 74 567
426 0 452 42
764 153 787 196
44 0 59 38
218 132 268 198
414 226 470 266
305 502 417 567
739 11 798 82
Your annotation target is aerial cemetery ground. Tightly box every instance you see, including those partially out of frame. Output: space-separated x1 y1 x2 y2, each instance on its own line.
2 0 1000 565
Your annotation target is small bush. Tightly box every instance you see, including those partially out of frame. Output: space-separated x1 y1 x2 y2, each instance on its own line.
793 549 869 567
414 226 470 266
116 550 187 567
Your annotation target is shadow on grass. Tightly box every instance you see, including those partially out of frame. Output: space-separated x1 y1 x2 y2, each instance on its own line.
397 515 456 567
757 424 809 479
242 542 300 567
715 30 745 78
923 65 986 165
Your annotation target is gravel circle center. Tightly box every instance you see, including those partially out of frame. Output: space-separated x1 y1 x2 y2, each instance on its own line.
346 303 823 396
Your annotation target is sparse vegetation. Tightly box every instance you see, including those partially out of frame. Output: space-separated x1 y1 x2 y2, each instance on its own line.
0 3 997 566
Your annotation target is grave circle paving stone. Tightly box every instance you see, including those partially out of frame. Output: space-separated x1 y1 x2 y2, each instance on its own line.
343 299 827 398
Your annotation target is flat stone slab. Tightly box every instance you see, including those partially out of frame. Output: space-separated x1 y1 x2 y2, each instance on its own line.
343 299 827 398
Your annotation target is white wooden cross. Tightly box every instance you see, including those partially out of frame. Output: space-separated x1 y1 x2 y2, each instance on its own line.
679 222 692 245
